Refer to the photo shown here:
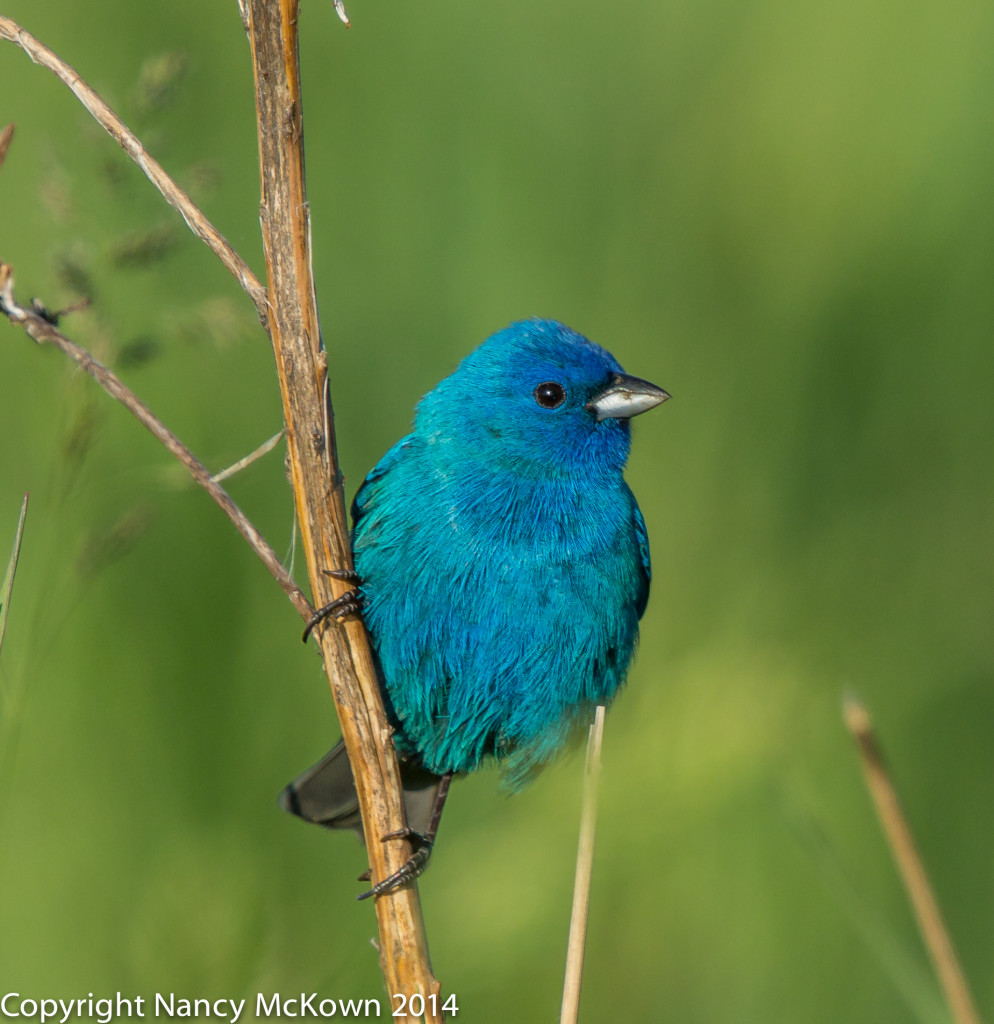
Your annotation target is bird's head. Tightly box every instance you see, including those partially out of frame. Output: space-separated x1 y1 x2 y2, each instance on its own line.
416 318 669 477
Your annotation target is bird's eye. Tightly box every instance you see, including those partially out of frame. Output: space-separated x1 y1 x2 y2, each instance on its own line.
534 382 566 409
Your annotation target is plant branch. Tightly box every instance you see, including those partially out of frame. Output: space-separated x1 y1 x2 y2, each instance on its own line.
561 704 606 1024
0 493 29 668
242 0 441 1016
211 428 285 483
844 696 983 1024
0 123 14 172
0 16 269 325
0 263 309 620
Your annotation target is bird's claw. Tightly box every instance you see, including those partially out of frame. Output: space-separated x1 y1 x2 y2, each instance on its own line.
302 570 365 642
357 839 434 901
356 773 451 900
380 826 427 845
323 569 361 584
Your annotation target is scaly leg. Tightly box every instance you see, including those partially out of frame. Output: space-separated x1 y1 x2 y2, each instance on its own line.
302 569 364 642
358 772 453 901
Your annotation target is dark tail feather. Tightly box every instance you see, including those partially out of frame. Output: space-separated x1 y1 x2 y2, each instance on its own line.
279 740 445 841
279 741 364 835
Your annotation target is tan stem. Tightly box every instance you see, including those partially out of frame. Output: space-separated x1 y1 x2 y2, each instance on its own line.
561 705 606 1024
0 123 14 171
210 429 285 483
844 697 983 1024
243 1 441 1017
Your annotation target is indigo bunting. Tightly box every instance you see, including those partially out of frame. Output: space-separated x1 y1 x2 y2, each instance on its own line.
282 318 669 897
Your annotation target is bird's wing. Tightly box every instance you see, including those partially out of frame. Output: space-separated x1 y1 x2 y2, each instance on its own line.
350 434 415 528
632 498 651 621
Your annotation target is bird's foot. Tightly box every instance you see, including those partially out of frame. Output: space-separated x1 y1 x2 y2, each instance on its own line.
302 570 364 642
356 828 434 901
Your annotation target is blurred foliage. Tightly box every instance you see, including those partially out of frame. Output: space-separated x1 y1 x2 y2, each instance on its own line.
1 0 992 1020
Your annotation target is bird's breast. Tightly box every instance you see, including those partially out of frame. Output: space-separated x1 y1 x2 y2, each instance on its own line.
353 450 641 776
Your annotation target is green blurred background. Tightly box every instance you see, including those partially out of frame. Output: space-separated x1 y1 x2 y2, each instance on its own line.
1 0 992 1020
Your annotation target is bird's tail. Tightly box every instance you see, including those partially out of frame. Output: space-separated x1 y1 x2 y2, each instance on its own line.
279 740 444 842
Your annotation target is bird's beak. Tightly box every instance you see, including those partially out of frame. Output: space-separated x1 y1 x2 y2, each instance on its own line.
586 373 671 422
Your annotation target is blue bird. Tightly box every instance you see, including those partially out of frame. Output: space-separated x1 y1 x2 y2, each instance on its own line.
281 318 669 897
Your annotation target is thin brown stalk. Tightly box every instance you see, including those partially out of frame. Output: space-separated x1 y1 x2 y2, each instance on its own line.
0 493 29 666
242 1 440 1017
0 124 14 171
0 16 269 324
844 696 983 1024
0 263 309 620
211 429 285 483
561 704 607 1024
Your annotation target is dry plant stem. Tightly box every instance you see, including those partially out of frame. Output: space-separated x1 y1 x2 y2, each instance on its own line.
0 493 29 665
0 16 269 325
0 124 14 171
211 428 285 483
243 1 440 1017
561 704 607 1024
844 697 983 1024
0 264 309 620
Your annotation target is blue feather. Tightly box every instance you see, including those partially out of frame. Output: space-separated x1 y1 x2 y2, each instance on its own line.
351 318 667 789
